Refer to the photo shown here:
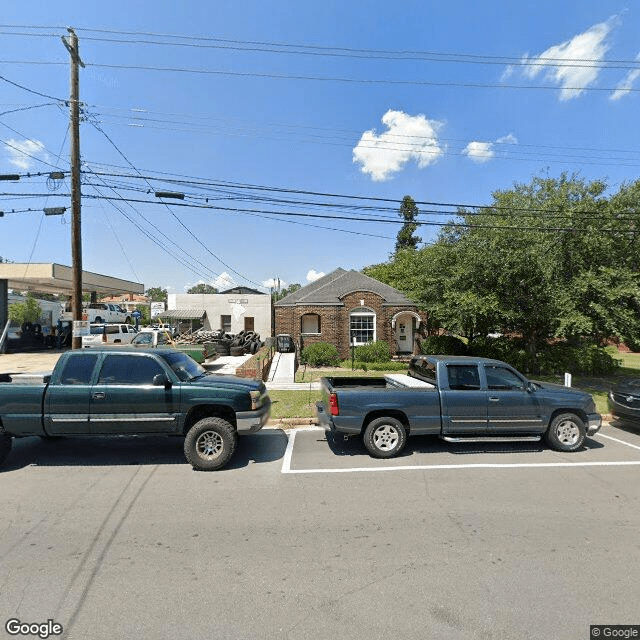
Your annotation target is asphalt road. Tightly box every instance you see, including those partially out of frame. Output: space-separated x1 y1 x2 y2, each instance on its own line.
1 425 639 640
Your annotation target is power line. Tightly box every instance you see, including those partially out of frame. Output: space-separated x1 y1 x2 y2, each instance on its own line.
0 73 65 102
89 120 265 288
84 62 640 94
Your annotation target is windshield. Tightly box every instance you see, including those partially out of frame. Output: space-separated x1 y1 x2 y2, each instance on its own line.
132 333 153 345
160 351 206 381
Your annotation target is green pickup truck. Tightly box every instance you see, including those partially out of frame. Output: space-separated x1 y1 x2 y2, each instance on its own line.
0 347 270 471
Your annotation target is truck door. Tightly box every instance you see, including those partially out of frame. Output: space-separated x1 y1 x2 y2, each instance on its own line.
439 364 487 434
90 353 181 434
45 352 100 435
484 364 544 434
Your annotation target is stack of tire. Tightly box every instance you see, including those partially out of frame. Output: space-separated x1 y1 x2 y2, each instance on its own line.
213 334 233 356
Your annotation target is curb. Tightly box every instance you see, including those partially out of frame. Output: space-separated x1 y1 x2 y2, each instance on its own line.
267 417 318 429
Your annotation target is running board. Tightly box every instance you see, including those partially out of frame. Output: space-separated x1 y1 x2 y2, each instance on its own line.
441 435 542 443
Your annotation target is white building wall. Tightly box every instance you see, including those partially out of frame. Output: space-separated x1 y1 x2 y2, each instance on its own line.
168 293 272 338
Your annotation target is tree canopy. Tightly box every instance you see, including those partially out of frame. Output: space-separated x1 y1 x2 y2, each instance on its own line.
365 173 640 351
145 287 168 302
186 283 218 294
394 195 422 253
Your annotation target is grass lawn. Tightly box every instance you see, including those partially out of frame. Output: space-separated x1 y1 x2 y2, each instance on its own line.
269 389 321 419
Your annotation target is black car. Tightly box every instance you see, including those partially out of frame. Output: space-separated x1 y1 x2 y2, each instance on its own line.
608 379 640 425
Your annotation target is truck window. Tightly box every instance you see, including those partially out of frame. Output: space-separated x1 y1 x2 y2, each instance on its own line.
59 353 99 385
446 364 481 390
98 355 164 385
485 366 525 391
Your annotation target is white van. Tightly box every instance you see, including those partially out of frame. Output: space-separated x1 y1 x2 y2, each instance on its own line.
82 324 138 347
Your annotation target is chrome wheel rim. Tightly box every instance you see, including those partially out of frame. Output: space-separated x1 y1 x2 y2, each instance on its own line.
196 430 224 460
372 424 399 451
555 420 580 445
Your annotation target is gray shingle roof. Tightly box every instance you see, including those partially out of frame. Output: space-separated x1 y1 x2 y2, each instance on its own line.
275 268 414 306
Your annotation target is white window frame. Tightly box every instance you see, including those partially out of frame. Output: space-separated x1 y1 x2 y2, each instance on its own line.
349 309 376 346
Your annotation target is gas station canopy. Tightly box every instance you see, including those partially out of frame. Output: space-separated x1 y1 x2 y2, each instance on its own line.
0 263 144 296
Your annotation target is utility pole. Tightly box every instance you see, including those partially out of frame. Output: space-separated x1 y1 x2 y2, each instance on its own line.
61 28 85 349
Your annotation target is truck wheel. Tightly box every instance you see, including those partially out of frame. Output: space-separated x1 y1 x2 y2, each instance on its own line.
95 316 103 324
184 417 237 471
363 417 407 458
0 434 12 466
545 413 586 452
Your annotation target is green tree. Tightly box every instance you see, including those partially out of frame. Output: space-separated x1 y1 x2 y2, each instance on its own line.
366 173 640 357
273 283 301 302
186 283 218 294
9 294 42 325
395 195 422 253
145 287 168 302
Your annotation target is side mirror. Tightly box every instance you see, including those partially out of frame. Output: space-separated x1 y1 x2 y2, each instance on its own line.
527 382 537 393
153 373 172 388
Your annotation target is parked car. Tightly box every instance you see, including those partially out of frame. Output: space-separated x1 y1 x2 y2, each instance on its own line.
316 354 602 458
132 328 208 364
151 322 178 337
608 379 640 425
82 324 138 347
0 347 270 471
82 303 131 324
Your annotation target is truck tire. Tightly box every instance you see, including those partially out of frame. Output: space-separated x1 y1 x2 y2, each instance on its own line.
545 413 586 452
0 433 12 466
363 416 407 458
94 316 103 324
184 417 237 471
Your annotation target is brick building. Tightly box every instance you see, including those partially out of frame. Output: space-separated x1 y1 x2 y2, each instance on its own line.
274 268 424 359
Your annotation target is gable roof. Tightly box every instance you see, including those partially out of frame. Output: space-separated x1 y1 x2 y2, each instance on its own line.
275 268 414 306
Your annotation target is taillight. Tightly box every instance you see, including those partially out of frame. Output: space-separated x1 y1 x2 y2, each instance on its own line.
329 393 339 416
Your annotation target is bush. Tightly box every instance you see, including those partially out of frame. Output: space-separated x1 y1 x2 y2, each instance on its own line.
354 340 391 363
468 336 530 371
420 334 468 356
467 336 620 376
537 343 620 376
340 360 408 371
301 342 340 367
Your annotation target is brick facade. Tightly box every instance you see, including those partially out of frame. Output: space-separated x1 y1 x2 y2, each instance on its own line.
275 290 423 359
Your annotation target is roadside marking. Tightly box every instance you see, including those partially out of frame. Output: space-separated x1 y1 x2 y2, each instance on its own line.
280 428 640 475
598 433 640 451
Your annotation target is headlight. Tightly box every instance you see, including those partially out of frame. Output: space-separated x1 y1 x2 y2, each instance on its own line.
250 390 264 410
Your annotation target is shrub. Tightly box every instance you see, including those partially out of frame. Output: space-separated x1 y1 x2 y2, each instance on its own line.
354 340 391 363
340 360 408 371
420 334 468 356
301 342 340 367
468 336 530 372
536 343 620 376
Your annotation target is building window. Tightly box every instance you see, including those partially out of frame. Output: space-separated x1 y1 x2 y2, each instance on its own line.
349 309 375 345
301 313 321 334
221 315 231 333
244 317 254 331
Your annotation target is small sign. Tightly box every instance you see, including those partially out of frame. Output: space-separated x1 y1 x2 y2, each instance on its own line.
73 320 90 337
150 302 165 318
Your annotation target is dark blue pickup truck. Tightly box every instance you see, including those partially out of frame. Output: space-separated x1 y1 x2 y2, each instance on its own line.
316 355 601 458
0 347 270 471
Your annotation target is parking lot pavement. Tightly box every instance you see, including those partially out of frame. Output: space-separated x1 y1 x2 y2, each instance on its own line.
2 424 639 639
282 424 640 474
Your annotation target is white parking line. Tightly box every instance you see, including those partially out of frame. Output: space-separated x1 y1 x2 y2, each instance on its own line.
280 429 640 475
598 433 640 451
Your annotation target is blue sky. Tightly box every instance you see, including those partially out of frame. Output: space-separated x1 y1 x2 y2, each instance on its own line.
1 1 639 294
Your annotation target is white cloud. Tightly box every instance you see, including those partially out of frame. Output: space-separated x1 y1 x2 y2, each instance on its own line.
5 138 50 170
306 270 325 283
496 133 518 145
213 272 235 290
353 110 444 181
611 53 640 100
262 277 288 289
463 141 495 163
520 16 617 100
